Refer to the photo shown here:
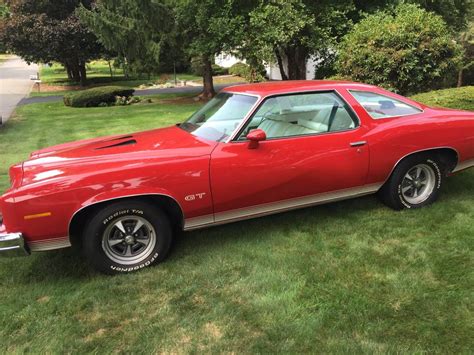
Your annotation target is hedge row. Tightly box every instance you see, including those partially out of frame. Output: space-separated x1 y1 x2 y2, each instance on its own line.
64 86 135 107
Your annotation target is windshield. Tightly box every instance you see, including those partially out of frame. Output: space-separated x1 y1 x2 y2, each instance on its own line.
180 93 258 142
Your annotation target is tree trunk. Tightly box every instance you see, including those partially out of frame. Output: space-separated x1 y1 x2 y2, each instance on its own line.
275 49 288 80
285 46 308 80
286 47 297 79
457 68 463 87
199 55 215 100
64 63 73 80
70 63 81 83
108 61 113 78
78 62 87 87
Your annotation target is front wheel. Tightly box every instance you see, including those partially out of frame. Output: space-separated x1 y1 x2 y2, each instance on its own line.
83 200 172 274
379 154 445 210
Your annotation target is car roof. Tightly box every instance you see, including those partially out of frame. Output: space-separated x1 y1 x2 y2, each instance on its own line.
222 80 379 97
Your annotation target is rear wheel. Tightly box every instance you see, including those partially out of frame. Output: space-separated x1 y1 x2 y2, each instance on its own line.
83 200 172 274
379 154 445 210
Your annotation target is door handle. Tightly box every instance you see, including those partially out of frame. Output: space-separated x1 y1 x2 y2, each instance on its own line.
350 141 367 147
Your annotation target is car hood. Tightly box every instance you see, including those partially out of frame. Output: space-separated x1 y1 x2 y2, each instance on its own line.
20 125 217 186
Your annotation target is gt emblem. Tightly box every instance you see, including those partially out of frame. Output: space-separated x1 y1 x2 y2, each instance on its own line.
185 193 206 201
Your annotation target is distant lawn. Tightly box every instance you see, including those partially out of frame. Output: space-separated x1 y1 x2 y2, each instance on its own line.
39 60 201 90
0 88 473 353
33 61 242 97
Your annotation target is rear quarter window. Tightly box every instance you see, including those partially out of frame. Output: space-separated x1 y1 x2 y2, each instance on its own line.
350 90 422 119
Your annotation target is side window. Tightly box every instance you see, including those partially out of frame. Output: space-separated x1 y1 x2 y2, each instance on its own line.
350 90 422 119
239 92 358 140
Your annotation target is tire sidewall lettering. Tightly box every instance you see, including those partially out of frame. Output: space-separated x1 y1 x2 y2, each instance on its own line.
102 209 144 225
110 252 159 273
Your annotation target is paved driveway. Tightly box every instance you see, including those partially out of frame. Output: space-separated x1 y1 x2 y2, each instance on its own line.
0 56 38 124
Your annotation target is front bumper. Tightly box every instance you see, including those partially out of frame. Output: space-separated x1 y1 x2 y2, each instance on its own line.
0 232 30 256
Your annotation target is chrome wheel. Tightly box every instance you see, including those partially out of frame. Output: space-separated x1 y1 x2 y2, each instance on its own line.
102 216 156 265
401 164 436 205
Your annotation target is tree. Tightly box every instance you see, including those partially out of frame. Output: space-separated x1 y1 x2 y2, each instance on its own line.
457 22 474 86
238 0 352 81
336 4 463 94
409 0 473 32
0 0 104 85
77 0 173 79
175 0 250 98
315 0 474 79
0 1 10 53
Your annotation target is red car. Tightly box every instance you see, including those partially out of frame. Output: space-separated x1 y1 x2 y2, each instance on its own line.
1 81 473 273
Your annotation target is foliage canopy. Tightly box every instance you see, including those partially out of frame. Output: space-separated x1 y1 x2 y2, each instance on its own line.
336 4 463 94
1 0 105 85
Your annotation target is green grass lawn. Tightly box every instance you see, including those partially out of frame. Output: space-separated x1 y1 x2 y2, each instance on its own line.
33 61 243 97
0 87 473 352
39 61 201 90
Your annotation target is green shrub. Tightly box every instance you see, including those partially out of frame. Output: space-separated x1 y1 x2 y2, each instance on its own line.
229 62 266 82
212 64 228 75
64 86 135 107
229 62 250 77
336 4 463 95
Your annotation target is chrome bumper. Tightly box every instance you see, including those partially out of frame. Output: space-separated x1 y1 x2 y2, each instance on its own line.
0 232 30 256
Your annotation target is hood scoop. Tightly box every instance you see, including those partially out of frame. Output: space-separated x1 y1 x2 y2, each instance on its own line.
109 135 134 141
95 139 137 150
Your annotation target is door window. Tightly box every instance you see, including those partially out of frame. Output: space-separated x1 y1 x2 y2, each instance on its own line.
238 91 358 140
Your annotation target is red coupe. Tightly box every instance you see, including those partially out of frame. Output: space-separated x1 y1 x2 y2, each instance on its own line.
1 81 473 273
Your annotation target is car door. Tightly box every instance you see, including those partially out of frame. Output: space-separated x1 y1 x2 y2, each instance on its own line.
209 90 372 223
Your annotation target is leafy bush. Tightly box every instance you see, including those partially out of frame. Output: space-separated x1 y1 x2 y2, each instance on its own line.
64 86 135 107
229 62 250 77
336 4 463 95
229 62 266 82
212 64 228 75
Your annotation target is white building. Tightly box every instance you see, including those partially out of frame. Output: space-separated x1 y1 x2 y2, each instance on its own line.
215 53 243 69
215 53 317 80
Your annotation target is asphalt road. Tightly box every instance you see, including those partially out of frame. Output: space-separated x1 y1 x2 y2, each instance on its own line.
0 56 39 124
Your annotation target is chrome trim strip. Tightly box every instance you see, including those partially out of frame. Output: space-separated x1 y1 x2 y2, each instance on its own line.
28 236 71 252
183 214 214 230
183 183 382 231
225 93 262 143
453 158 474 173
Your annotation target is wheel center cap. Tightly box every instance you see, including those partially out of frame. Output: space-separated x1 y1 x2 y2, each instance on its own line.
124 235 135 245
413 180 421 188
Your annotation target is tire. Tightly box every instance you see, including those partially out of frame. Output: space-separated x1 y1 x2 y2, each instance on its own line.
83 200 172 274
379 154 445 210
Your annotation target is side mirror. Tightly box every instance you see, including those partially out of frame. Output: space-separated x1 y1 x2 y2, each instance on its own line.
246 129 266 149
